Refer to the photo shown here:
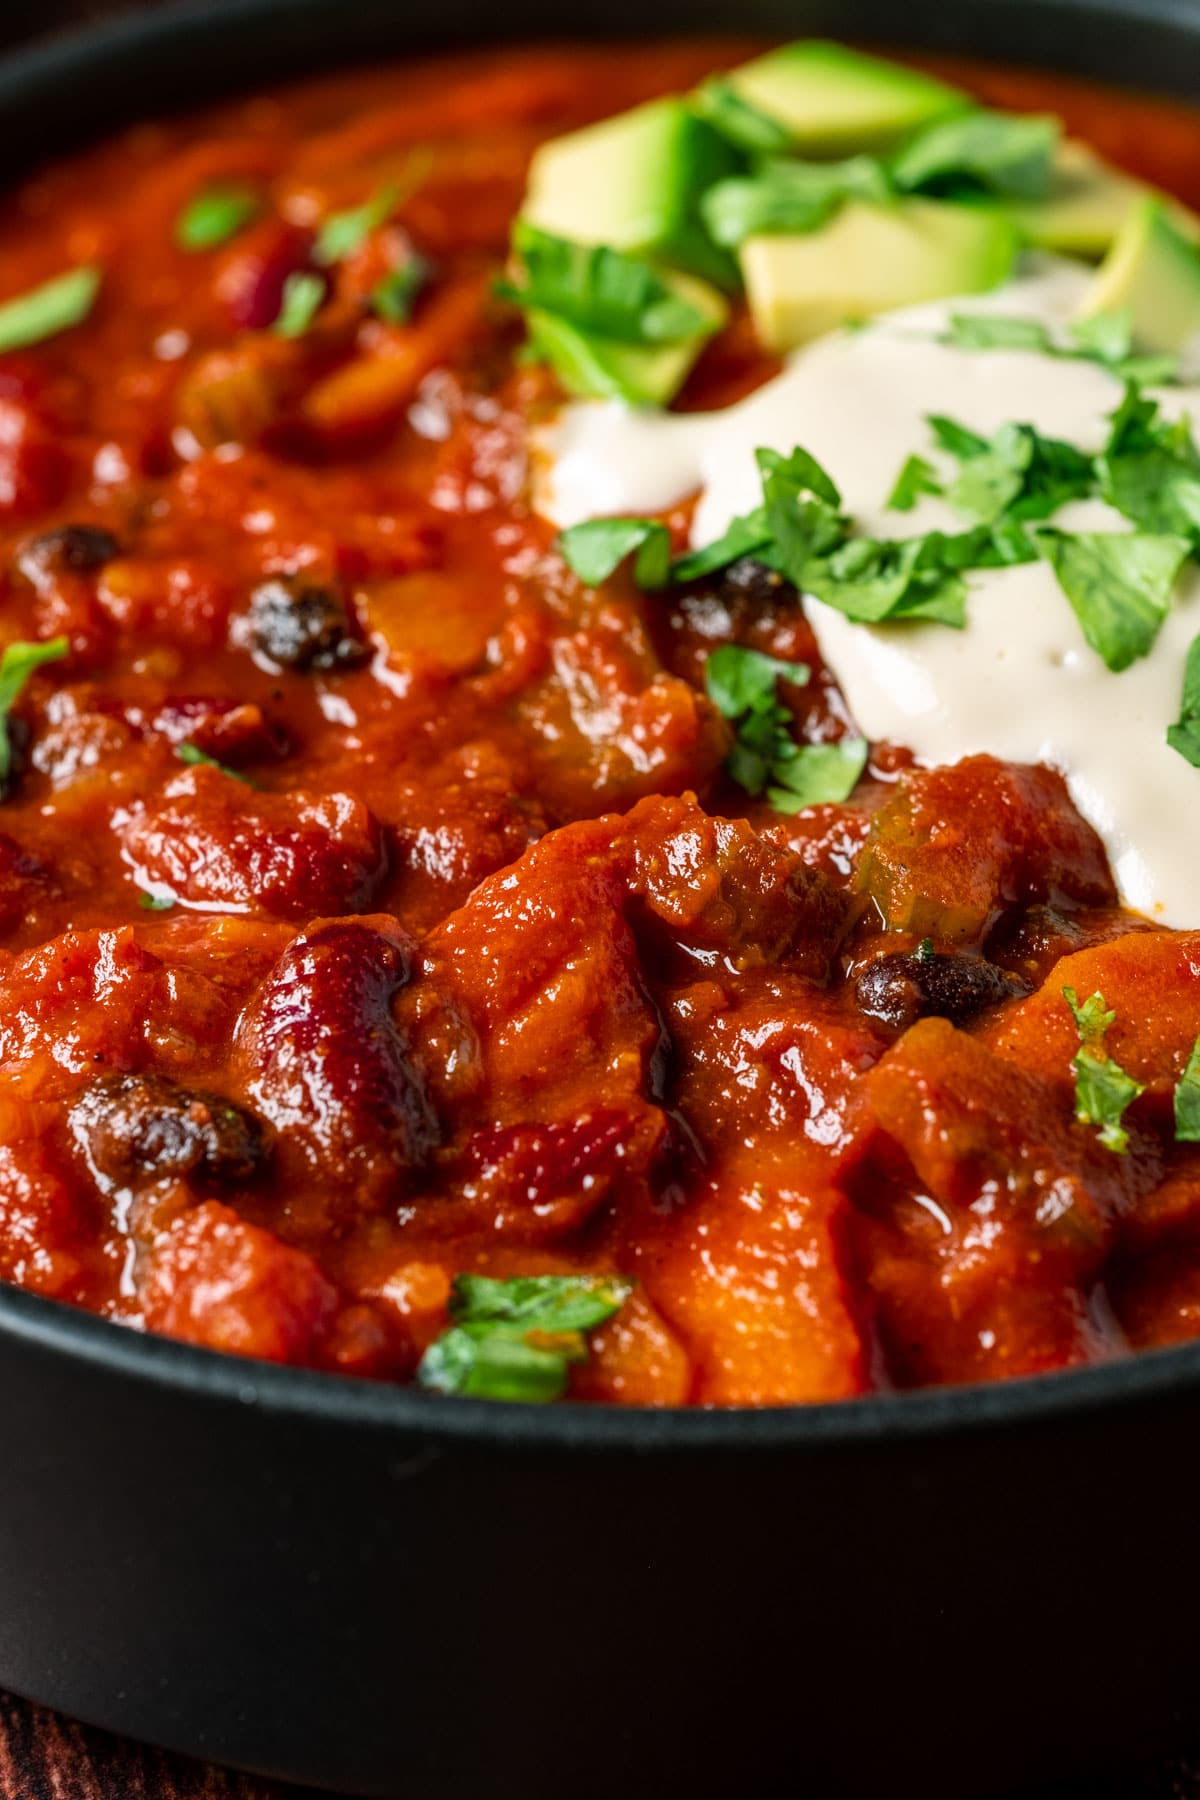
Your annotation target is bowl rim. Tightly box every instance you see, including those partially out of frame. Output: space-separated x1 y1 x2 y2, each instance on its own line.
5 0 1200 1455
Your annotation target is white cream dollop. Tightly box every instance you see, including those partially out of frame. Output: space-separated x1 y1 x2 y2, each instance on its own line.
536 256 1200 925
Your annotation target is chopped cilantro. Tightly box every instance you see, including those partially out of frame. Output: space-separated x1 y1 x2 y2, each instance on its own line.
0 267 100 354
1167 631 1200 767
889 109 1060 201
175 741 260 787
1034 527 1189 672
272 270 325 338
1175 1037 1200 1143
691 79 794 154
887 453 943 512
556 517 672 591
499 223 715 347
1063 985 1145 1154
314 184 398 268
702 155 890 249
942 313 1053 354
417 1273 632 1402
917 937 935 961
704 642 810 718
138 892 176 912
704 643 864 809
766 736 869 812
176 185 260 252
371 253 430 323
0 636 68 787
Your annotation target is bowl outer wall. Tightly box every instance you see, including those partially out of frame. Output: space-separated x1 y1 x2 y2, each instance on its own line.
1 0 1200 1793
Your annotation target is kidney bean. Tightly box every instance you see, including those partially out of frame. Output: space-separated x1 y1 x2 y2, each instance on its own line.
236 917 437 1214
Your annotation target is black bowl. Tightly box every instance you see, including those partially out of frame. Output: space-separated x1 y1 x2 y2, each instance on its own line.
4 4 1200 1796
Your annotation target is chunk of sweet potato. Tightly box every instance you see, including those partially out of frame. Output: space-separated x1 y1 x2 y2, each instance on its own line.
856 757 1115 945
140 1200 336 1364
837 1017 1160 1386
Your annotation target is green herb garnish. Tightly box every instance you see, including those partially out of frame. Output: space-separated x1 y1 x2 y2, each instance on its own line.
314 183 398 268
702 155 890 249
691 79 794 154
1175 1037 1200 1143
138 891 176 912
500 222 714 346
175 741 259 786
417 1273 632 1402
556 517 672 591
371 254 431 324
1034 527 1190 672
703 642 867 810
0 267 100 354
1168 631 1200 766
176 185 260 252
272 271 325 338
1063 985 1145 1154
887 453 943 512
890 109 1060 201
0 636 68 786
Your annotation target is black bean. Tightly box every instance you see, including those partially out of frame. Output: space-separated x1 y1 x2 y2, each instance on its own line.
19 524 120 578
717 556 793 607
246 578 369 672
69 1072 267 1190
854 949 1029 1032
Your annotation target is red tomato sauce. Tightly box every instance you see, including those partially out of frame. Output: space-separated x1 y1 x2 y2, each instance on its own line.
3 43 1200 1404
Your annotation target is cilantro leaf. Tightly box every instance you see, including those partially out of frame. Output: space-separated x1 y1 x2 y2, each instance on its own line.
766 735 869 811
943 313 1053 353
704 643 809 717
701 155 890 249
691 79 795 154
1063 984 1144 1153
927 414 990 460
0 636 68 787
1175 1037 1200 1142
703 643 863 810
272 270 326 338
890 109 1060 201
371 254 430 323
138 891 176 912
1070 310 1134 368
417 1273 632 1402
0 267 101 353
175 741 260 787
1035 527 1190 671
887 453 943 512
669 508 774 583
1167 630 1200 767
314 184 398 267
500 223 715 346
176 185 260 252
557 517 672 590
1098 393 1200 543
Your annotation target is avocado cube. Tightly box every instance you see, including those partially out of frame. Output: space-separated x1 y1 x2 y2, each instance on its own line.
715 40 971 157
526 270 728 407
740 198 1020 351
1078 196 1200 351
522 97 737 288
1007 141 1170 259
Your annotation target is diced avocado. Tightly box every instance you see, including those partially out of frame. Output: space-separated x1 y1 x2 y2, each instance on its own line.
526 271 728 406
1078 196 1200 352
1007 141 1157 258
709 41 970 157
522 98 737 288
740 198 1020 352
